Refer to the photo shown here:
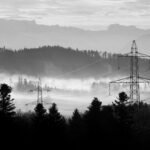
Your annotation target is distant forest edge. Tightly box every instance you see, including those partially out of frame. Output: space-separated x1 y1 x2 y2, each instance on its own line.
0 46 150 78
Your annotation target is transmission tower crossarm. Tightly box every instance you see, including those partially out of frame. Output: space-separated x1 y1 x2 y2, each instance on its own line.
111 81 148 83
137 52 150 58
139 76 150 82
118 52 150 67
25 101 37 106
139 76 150 80
110 76 130 83
118 52 133 57
118 51 150 58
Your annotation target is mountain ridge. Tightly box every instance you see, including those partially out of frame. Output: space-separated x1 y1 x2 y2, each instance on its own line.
0 46 149 79
0 19 150 52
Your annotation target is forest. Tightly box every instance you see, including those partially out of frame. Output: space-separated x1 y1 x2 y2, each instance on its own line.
1 83 150 149
0 46 149 78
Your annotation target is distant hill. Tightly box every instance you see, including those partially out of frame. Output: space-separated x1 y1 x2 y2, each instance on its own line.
0 46 149 79
0 19 150 53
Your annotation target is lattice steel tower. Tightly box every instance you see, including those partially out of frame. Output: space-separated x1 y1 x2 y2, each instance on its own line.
130 40 140 103
109 40 150 104
36 79 43 104
25 78 52 106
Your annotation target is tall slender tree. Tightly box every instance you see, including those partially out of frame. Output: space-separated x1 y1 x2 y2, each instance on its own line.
48 103 65 125
0 84 15 117
113 92 129 121
113 92 132 146
34 103 46 118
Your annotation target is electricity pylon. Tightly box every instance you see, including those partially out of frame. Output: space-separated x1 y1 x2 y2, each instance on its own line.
109 40 150 104
25 78 52 106
30 78 43 104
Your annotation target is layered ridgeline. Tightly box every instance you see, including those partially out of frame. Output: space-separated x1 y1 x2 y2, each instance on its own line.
0 19 150 52
0 46 149 79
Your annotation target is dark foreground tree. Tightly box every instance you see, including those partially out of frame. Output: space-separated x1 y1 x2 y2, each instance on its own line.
33 103 47 146
113 92 133 147
0 83 15 117
69 109 87 150
85 97 102 118
46 103 66 148
0 84 16 148
70 109 82 125
34 103 46 118
114 92 129 105
89 97 102 111
48 103 66 129
113 92 129 122
84 97 103 148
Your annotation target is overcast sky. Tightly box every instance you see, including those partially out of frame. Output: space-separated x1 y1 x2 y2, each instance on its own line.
0 0 150 30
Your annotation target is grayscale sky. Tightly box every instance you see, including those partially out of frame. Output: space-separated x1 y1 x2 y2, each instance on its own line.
0 0 150 30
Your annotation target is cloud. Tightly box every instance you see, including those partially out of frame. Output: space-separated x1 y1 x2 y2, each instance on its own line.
0 0 126 17
0 0 150 29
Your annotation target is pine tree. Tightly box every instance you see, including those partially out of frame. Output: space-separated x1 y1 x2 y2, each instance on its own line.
70 109 84 133
48 103 66 134
0 84 15 117
113 92 132 145
34 103 46 118
113 92 129 106
84 97 103 148
70 109 85 135
69 109 87 150
84 97 102 129
113 92 129 121
48 103 64 124
88 97 102 114
71 109 82 124
47 103 66 148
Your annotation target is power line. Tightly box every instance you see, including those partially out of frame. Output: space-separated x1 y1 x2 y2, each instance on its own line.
109 40 150 105
25 78 52 107
55 59 102 78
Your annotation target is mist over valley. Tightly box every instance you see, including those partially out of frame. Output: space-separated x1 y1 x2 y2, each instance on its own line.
0 45 150 115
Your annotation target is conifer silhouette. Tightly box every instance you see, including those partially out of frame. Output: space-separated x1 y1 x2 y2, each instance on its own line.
0 83 15 117
87 97 102 115
48 103 65 127
113 92 129 106
34 103 46 118
71 109 82 124
0 84 16 148
113 92 129 121
84 97 103 149
69 109 87 149
113 92 132 146
47 103 66 149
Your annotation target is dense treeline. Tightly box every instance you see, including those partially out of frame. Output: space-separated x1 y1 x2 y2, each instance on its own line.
0 46 149 78
1 84 150 149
